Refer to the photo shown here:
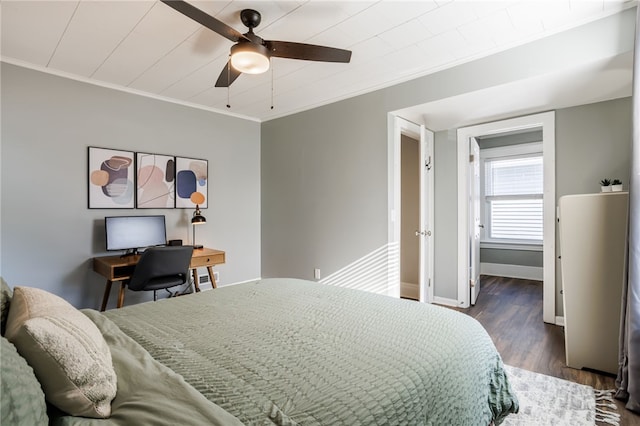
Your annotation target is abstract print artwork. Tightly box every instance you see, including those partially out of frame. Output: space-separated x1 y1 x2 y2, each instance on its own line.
88 147 135 208
175 157 208 208
136 153 175 208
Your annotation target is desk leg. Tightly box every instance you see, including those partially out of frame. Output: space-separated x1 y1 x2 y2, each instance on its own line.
192 269 201 292
117 283 126 308
100 280 113 312
207 266 217 289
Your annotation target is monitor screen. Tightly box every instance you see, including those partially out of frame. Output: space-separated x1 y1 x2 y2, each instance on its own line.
105 215 167 252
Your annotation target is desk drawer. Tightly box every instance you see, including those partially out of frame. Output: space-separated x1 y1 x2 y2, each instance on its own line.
190 252 225 268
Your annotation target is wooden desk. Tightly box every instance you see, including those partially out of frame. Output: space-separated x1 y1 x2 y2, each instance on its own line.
93 247 225 311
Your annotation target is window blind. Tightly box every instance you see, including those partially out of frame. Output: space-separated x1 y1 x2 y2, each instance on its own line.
485 155 543 241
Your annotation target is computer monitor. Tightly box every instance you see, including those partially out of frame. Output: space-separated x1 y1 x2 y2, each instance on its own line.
105 215 167 254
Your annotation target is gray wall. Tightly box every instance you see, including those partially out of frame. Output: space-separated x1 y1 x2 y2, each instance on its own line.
556 98 632 198
260 9 635 313
481 249 543 267
1 63 261 309
261 93 389 284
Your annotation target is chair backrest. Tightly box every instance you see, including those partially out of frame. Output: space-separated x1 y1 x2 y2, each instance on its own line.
128 246 194 292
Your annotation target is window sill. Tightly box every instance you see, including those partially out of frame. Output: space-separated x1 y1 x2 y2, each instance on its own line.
480 241 543 251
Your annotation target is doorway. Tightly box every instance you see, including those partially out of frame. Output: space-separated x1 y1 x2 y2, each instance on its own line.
456 112 556 324
391 116 434 303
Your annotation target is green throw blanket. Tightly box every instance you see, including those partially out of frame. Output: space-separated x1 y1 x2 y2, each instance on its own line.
100 278 517 425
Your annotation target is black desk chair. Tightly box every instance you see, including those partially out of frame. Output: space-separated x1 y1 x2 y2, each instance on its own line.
125 246 194 303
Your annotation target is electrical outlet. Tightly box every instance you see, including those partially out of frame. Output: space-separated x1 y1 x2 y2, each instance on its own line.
314 268 321 280
214 271 220 283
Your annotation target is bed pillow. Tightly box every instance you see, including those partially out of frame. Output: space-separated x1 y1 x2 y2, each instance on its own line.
0 277 12 336
5 286 117 418
1 336 48 425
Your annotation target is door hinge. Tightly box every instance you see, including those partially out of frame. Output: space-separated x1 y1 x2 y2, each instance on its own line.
425 156 432 171
428 278 431 287
469 154 475 163
470 279 476 288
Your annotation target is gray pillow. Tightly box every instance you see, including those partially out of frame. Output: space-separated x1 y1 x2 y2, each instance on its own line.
5 287 117 418
0 277 12 336
1 336 48 425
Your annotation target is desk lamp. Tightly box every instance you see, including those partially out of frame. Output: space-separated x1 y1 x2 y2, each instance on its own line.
191 205 206 249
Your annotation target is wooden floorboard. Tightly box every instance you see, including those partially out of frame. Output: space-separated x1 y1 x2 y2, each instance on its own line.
455 275 640 426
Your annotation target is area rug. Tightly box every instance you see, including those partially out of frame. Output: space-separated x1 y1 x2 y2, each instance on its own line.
503 365 620 425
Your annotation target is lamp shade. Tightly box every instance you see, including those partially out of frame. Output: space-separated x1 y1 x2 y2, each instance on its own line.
230 42 270 74
191 205 206 224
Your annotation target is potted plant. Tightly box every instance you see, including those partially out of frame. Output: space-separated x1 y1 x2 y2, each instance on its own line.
600 178 612 192
612 179 623 192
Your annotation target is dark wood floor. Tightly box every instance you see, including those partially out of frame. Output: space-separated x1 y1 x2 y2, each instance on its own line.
457 275 640 426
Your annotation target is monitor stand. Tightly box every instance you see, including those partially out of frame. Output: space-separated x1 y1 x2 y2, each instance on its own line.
120 248 139 258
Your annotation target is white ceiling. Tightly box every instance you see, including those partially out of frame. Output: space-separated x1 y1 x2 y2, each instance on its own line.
394 50 634 130
1 0 636 122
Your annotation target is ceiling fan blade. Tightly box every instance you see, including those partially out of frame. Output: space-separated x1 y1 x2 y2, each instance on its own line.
215 61 242 87
160 1 247 43
266 41 351 63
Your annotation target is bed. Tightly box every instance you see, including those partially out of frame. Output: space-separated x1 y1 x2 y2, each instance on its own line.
1 278 518 425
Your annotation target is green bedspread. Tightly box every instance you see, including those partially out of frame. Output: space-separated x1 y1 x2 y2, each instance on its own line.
51 310 244 426
103 278 518 425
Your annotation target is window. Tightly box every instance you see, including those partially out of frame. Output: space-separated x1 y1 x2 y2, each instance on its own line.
481 143 543 246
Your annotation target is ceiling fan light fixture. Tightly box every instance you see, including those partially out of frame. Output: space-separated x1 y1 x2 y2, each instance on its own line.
230 42 270 74
161 2 351 88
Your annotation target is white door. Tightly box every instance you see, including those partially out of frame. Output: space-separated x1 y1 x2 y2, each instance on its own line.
418 126 435 303
469 137 481 305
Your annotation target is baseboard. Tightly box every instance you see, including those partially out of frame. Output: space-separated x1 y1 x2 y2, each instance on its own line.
480 263 543 281
400 281 419 300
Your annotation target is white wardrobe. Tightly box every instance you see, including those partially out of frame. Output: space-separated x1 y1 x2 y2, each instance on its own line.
559 192 628 375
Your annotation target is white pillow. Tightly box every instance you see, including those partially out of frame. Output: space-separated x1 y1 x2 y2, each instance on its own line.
5 287 117 418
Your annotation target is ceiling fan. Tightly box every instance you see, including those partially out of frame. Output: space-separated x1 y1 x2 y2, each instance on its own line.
160 1 352 88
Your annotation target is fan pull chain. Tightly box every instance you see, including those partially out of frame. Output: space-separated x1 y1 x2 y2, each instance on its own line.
226 59 231 108
270 61 274 110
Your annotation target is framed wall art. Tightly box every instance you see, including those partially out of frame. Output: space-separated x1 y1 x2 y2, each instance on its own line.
175 156 208 208
136 152 176 208
88 147 135 209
